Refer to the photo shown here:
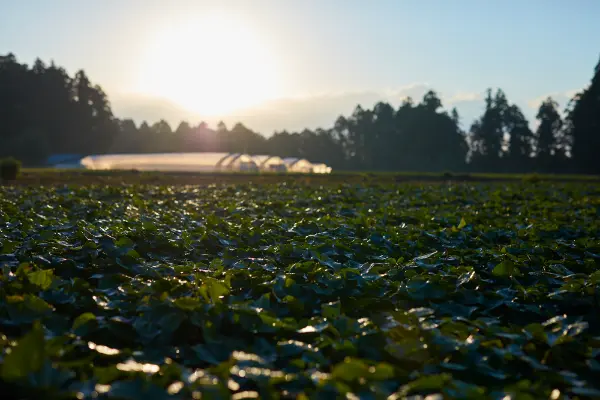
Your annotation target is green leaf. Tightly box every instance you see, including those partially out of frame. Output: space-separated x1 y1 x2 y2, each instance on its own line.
201 277 229 304
27 269 54 290
2 174 600 398
589 270 600 284
492 260 520 277
321 301 341 319
399 373 452 395
331 358 369 382
0 240 18 254
72 312 97 331
369 362 395 380
5 294 53 323
1 321 45 381
174 297 201 310
24 294 53 313
115 237 134 248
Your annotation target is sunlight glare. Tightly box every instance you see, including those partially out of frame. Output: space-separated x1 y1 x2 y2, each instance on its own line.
136 14 280 116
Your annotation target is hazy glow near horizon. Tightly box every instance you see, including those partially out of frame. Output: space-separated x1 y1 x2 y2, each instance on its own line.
135 13 280 116
3 0 600 133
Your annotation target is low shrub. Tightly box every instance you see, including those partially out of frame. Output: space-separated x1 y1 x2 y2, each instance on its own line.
522 173 542 183
442 170 454 179
0 157 22 181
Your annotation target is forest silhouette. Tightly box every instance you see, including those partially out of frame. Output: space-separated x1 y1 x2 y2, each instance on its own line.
1 52 599 173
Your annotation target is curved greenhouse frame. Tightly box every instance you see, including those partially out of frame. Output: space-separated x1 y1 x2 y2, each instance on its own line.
282 157 314 173
252 155 287 172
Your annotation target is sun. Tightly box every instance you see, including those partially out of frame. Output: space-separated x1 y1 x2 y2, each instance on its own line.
135 14 280 116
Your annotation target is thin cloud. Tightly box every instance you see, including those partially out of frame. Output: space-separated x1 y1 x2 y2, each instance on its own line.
527 89 579 110
447 91 482 104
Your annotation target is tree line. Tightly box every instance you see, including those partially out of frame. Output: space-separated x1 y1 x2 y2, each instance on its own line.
1 52 599 173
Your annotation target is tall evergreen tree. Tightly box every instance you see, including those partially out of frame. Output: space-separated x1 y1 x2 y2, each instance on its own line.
228 123 267 154
469 89 506 171
505 104 533 171
565 56 600 173
1 52 598 173
372 102 396 170
346 105 375 170
400 91 467 172
534 97 563 171
111 119 138 153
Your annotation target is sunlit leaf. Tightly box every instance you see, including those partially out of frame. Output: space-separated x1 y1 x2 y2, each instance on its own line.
1 321 45 381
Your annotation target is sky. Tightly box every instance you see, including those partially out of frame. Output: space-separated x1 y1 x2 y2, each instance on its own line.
1 0 599 134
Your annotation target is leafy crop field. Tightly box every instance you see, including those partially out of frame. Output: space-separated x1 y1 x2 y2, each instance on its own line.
11 168 600 187
1 182 600 399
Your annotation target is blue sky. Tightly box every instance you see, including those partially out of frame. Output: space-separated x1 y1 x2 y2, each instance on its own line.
1 0 599 133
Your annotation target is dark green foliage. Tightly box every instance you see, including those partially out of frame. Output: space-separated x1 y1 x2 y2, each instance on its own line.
3 52 600 174
469 89 508 169
0 182 599 398
0 157 21 180
535 97 565 172
0 54 118 163
469 89 535 173
565 57 600 174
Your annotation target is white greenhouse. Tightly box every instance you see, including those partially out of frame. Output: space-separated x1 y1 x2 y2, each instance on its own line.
311 163 333 174
251 155 287 172
80 152 258 172
282 157 314 173
78 152 332 174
